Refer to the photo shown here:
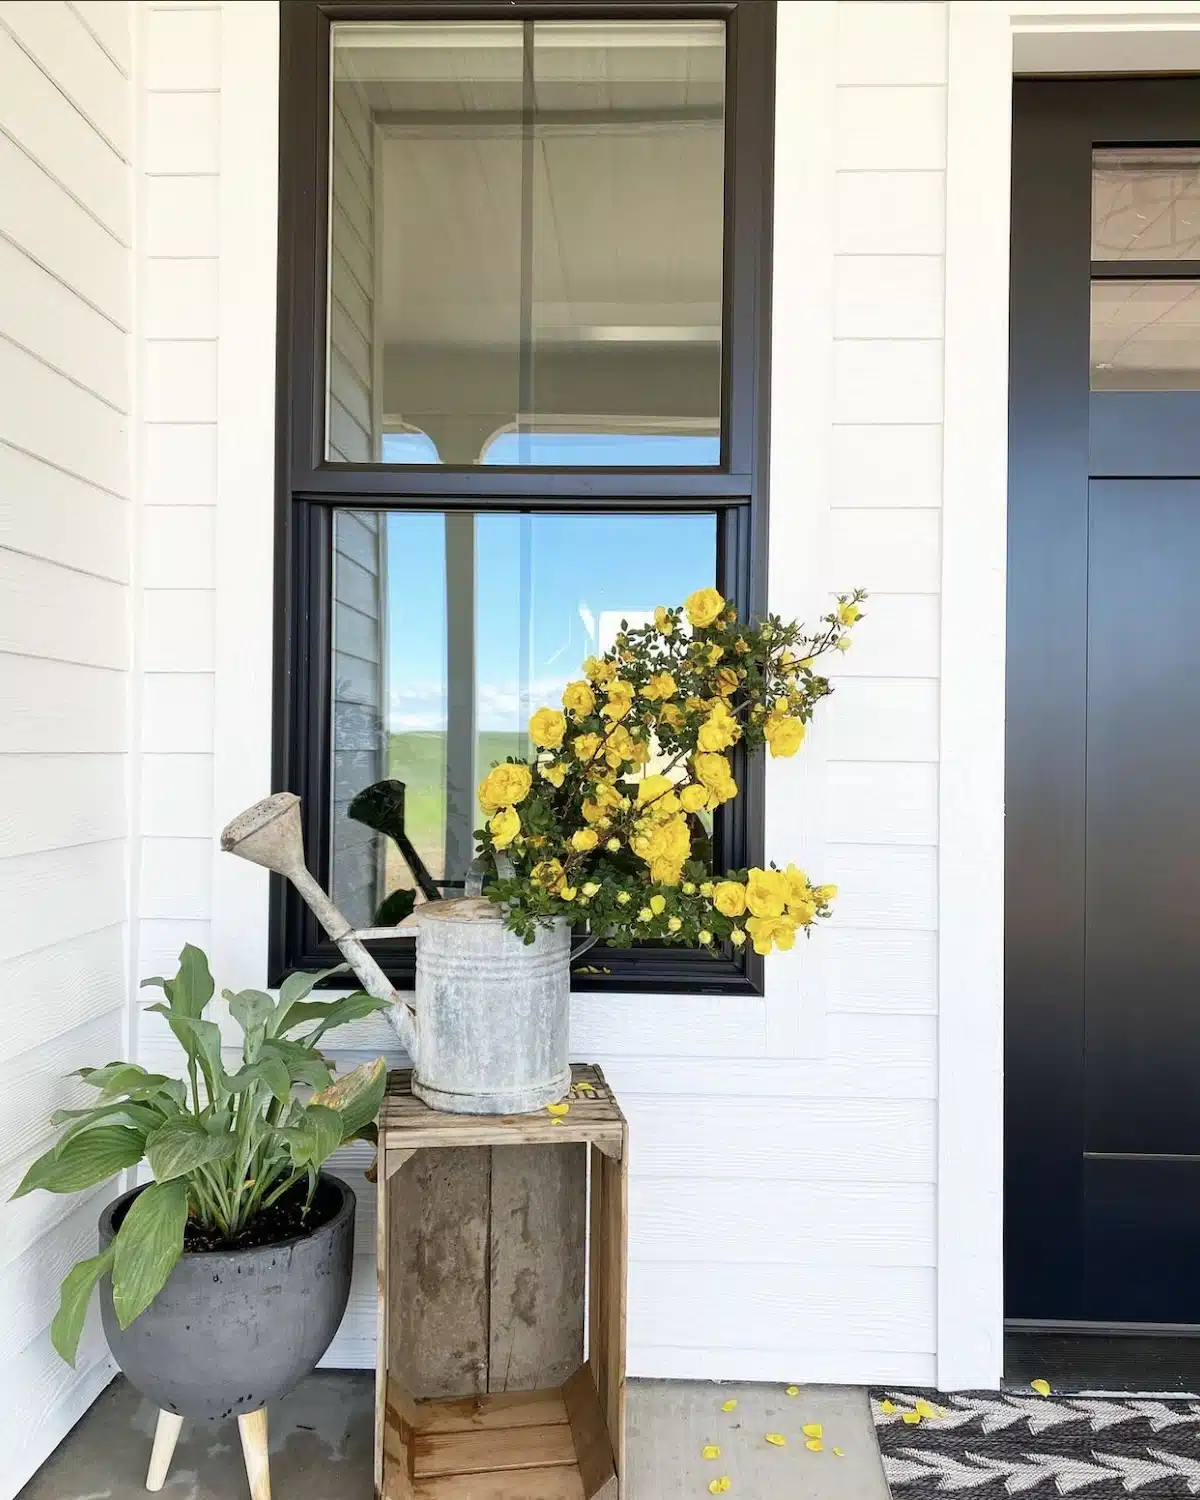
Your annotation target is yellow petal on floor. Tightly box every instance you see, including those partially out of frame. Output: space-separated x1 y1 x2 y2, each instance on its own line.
708 1479 731 1495
786 1386 800 1397
765 1433 787 1447
546 1102 569 1117
901 1412 921 1425
802 1424 823 1438
551 1118 564 1125
720 1400 738 1413
701 1445 721 1460
914 1399 938 1420
833 1448 845 1458
805 1439 824 1453
1031 1379 1051 1397
880 1400 896 1415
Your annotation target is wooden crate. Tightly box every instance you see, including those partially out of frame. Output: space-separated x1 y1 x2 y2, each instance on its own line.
375 1064 628 1500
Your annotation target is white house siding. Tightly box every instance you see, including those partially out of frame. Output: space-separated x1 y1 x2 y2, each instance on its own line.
128 0 951 1384
0 0 133 1491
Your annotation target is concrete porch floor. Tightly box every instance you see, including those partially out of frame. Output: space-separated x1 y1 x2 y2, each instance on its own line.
18 1372 890 1500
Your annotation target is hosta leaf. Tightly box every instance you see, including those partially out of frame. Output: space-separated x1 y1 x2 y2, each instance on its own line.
225 1056 292 1105
272 964 349 1035
12 1126 146 1198
225 988 275 1037
51 1246 115 1367
52 1102 168 1149
112 1179 188 1329
281 1105 343 1173
278 991 388 1038
259 1038 333 1091
145 1117 237 1182
311 1057 387 1140
148 1010 225 1102
173 944 215 1018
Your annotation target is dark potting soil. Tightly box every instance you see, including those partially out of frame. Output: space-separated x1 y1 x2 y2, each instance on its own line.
117 1178 340 1253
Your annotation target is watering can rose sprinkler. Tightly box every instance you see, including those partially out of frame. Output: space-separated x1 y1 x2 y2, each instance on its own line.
220 791 577 1116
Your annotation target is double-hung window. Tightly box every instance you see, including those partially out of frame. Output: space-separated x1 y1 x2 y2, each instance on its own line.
274 0 776 993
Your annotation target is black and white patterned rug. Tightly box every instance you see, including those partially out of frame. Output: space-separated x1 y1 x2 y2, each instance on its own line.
872 1387 1200 1495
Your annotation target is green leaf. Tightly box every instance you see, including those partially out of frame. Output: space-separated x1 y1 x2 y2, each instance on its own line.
112 1178 188 1329
272 964 349 1035
225 1056 292 1105
145 1117 237 1182
95 1065 174 1101
50 1246 114 1366
51 1101 168 1150
173 944 215 1018
279 991 388 1038
147 1010 225 1102
225 988 275 1035
281 1104 343 1174
258 1038 333 1090
12 1126 146 1199
311 1057 387 1141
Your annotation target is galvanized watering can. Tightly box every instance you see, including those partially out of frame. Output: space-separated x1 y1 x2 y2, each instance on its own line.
220 793 574 1115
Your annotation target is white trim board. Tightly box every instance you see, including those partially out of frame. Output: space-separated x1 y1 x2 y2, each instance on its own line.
937 0 1200 1393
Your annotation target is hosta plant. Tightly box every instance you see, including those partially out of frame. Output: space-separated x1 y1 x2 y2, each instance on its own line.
14 945 388 1365
477 586 866 954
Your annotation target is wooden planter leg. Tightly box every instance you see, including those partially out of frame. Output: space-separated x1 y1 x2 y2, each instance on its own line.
237 1408 271 1500
145 1410 183 1492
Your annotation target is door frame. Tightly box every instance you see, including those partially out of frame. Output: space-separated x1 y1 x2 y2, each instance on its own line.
939 1 1200 1391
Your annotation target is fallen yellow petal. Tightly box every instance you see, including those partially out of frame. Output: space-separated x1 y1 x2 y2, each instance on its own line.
546 1102 569 1117
786 1385 800 1397
720 1399 738 1413
802 1423 822 1438
914 1399 938 1420
901 1412 921 1426
551 1118 564 1126
833 1448 845 1458
880 1400 895 1415
765 1433 787 1447
701 1445 721 1461
708 1480 731 1496
805 1439 824 1453
1030 1379 1051 1397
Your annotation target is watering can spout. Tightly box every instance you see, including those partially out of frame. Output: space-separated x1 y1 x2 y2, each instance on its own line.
219 794 419 1060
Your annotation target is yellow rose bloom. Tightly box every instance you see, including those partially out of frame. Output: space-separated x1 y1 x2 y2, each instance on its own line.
654 605 674 635
582 881 600 897
683 881 697 894
636 774 675 806
658 702 685 729
835 636 853 653
746 867 788 919
540 761 568 788
479 762 533 811
814 883 838 904
712 666 739 697
707 643 724 665
667 916 682 932
606 836 621 851
560 886 577 901
837 600 862 626
572 827 600 852
638 907 653 922
698 702 740 753
692 752 738 805
625 737 651 769
529 706 566 749
602 680 636 721
791 900 816 927
782 863 809 907
685 587 725 628
679 783 709 814
489 806 521 848
700 882 714 897
573 732 603 763
650 857 685 885
592 780 624 812
642 671 678 702
649 894 666 915
745 914 798 956
603 724 636 768
730 927 746 947
698 929 713 946
562 680 596 717
765 713 805 759
583 655 617 685
713 881 747 918
531 859 564 891
617 890 632 904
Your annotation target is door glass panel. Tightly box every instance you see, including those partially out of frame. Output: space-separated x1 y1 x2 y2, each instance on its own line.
1091 279 1200 390
328 20 726 466
329 508 718 925
1093 148 1200 261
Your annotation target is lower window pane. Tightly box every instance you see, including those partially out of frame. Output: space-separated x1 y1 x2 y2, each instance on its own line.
330 509 718 928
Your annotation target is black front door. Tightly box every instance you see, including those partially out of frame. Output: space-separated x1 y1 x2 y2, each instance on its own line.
1008 80 1200 1326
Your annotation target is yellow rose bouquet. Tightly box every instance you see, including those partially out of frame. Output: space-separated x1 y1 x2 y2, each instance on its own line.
476 587 865 956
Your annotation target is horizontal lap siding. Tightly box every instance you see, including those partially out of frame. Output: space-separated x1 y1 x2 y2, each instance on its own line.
0 1 132 1490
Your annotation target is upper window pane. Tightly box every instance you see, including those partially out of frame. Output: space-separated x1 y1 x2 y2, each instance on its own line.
328 20 726 467
1093 148 1200 261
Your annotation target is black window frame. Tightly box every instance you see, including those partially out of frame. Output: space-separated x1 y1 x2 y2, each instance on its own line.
272 0 777 995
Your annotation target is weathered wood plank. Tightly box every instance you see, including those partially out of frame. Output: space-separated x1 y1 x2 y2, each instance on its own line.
414 1389 568 1435
489 1144 586 1393
562 1366 616 1500
413 1469 585 1500
388 1149 489 1398
413 1423 577 1479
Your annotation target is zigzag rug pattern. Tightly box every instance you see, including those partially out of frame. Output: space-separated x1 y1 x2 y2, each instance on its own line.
871 1388 1200 1495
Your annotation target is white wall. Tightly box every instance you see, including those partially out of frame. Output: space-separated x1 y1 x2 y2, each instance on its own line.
0 0 133 1490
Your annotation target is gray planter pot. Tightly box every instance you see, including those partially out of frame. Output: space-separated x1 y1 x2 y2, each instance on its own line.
98 1173 354 1421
